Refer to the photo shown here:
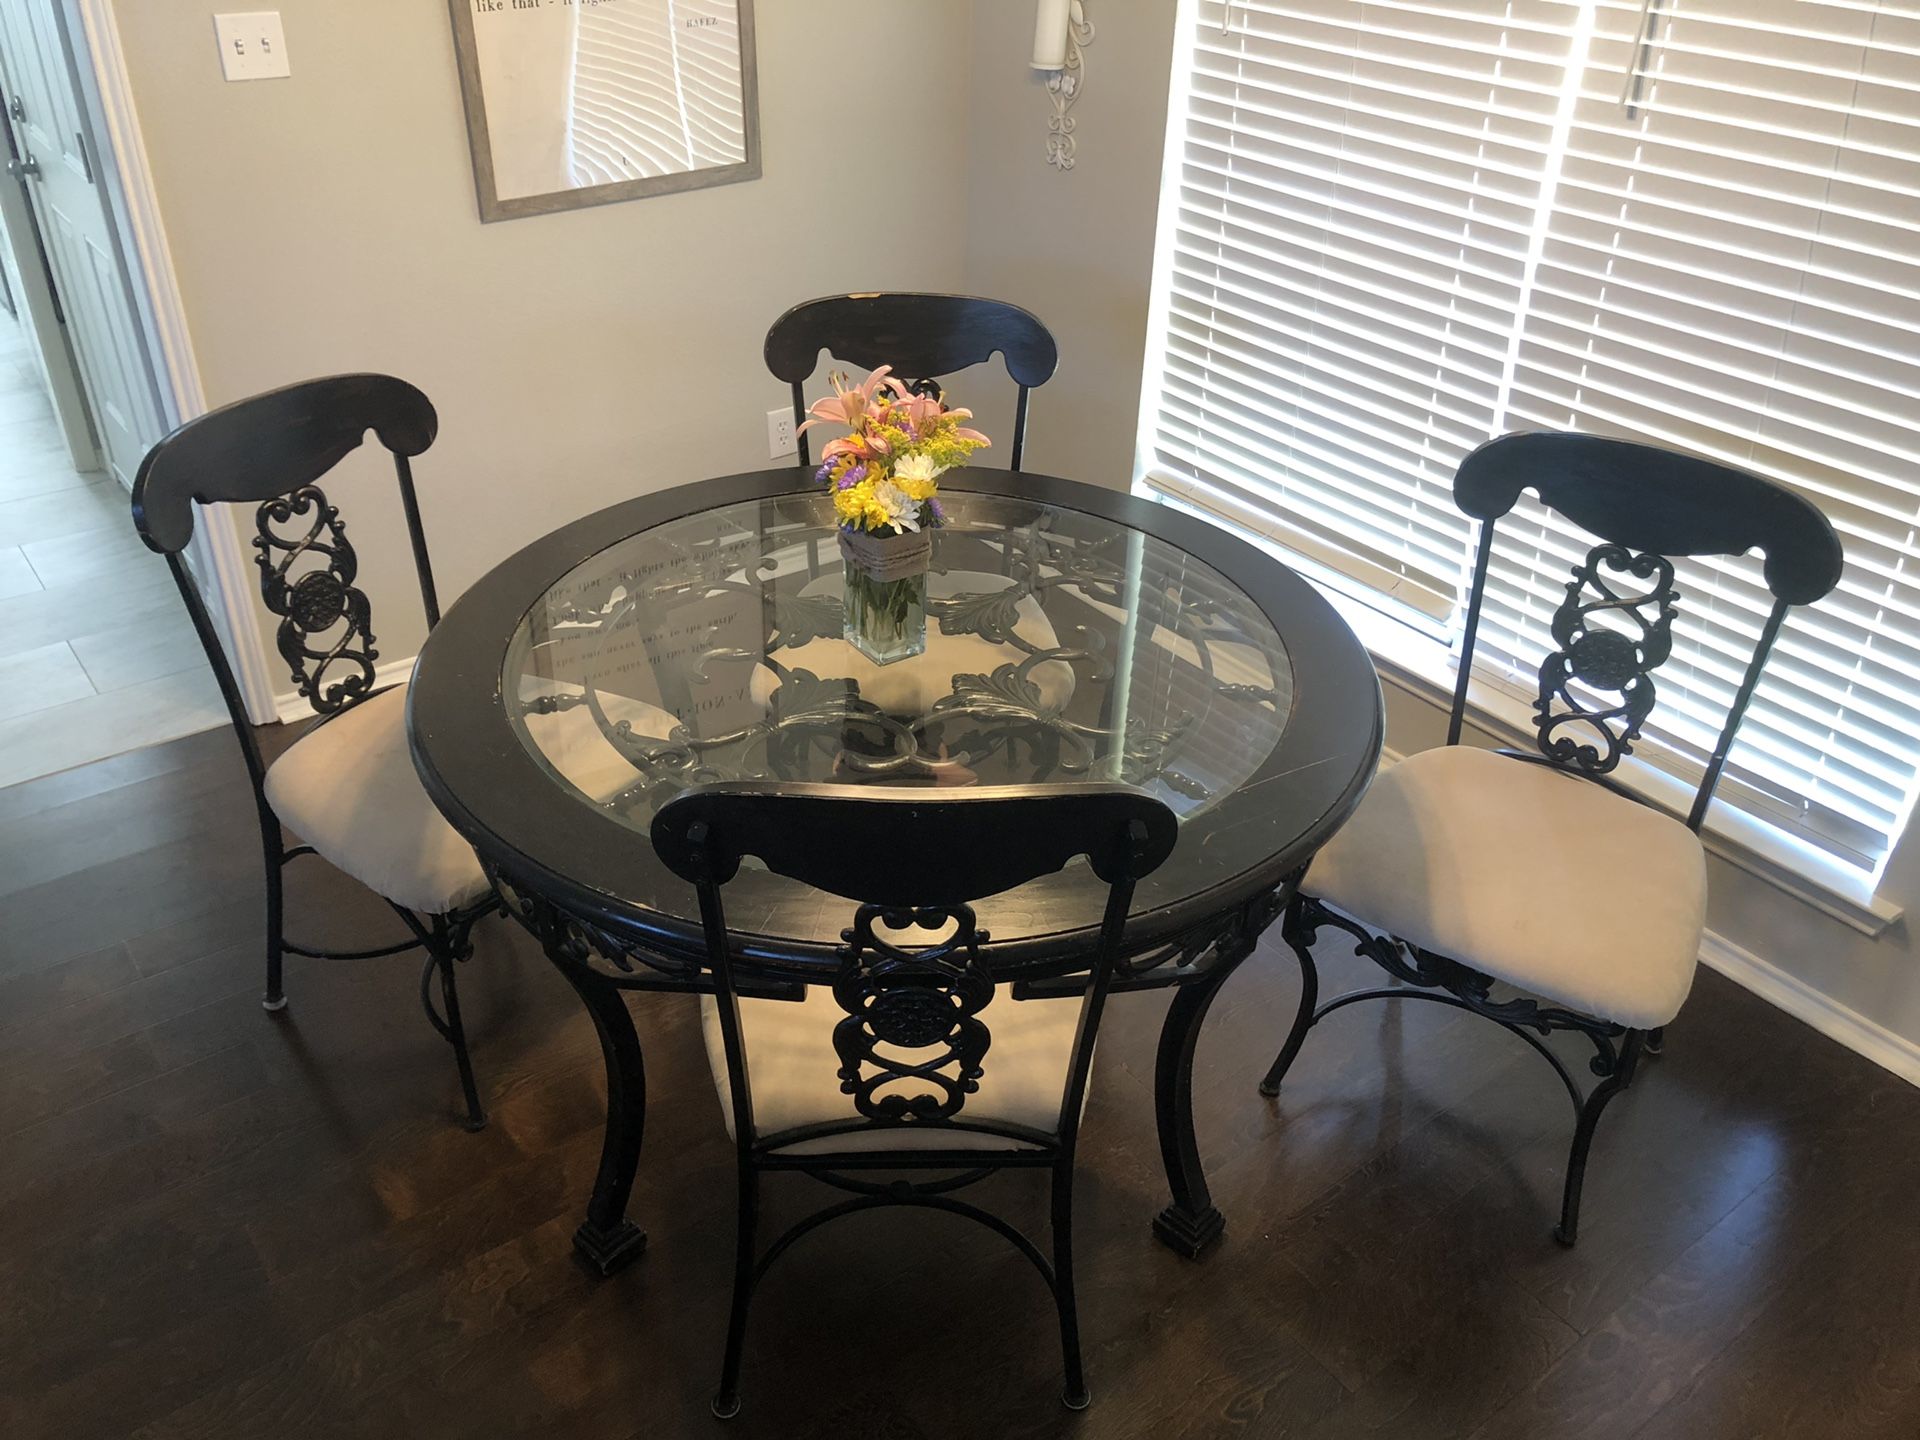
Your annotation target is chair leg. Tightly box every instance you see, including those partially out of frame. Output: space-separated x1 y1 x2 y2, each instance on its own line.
712 1168 760 1420
1258 904 1320 1097
423 916 486 1132
261 822 289 1013
1645 1025 1666 1057
1554 1030 1644 1247
1052 1163 1090 1411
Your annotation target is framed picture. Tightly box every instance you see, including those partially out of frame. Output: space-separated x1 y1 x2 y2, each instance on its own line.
448 0 761 223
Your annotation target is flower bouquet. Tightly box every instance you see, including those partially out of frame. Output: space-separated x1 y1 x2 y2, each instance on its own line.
800 367 990 664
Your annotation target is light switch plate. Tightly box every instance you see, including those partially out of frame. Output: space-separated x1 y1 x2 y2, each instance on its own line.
214 13 290 82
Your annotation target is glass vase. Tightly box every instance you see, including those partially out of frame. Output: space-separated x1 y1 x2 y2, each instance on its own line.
843 565 928 665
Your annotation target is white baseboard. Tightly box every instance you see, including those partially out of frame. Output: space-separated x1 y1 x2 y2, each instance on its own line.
273 655 417 724
1697 931 1920 1088
1371 744 1920 1087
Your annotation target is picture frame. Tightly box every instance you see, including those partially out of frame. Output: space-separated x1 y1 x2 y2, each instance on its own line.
447 0 761 224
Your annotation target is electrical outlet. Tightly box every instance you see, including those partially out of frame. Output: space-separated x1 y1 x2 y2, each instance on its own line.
766 406 796 459
214 13 291 82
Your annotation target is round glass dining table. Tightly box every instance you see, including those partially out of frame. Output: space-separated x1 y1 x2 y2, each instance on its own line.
409 466 1381 1275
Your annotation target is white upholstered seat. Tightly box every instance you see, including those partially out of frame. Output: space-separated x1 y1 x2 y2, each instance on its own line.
1308 745 1706 1030
700 985 1085 1155
262 683 490 916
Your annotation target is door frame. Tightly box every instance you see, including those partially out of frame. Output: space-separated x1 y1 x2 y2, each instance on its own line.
58 0 277 723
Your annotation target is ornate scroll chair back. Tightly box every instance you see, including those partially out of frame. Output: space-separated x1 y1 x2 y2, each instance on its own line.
1448 431 1844 830
129 374 493 1130
1260 430 1844 1249
133 373 441 741
764 292 1059 470
650 780 1176 1417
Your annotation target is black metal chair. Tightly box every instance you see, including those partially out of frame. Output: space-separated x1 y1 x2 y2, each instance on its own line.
1258 431 1844 1243
764 292 1059 470
131 374 493 1131
650 780 1178 1417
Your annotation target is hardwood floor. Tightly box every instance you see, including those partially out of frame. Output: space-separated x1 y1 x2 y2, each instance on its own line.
2 725 1917 1439
0 316 224 788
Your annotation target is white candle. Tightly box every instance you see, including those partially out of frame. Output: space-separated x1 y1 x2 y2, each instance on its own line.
1032 0 1071 70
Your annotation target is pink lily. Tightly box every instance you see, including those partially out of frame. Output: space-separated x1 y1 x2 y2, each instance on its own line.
820 434 874 462
899 391 946 434
795 365 909 438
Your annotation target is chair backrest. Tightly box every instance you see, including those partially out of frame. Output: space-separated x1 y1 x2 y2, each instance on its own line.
1448 431 1845 830
131 373 441 786
764 292 1059 470
652 781 1177 1155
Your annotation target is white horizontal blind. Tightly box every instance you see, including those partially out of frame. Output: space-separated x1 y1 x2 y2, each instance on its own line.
1484 0 1920 858
1143 0 1920 865
1143 0 1589 623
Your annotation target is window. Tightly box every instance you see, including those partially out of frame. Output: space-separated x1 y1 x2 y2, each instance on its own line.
1140 0 1920 871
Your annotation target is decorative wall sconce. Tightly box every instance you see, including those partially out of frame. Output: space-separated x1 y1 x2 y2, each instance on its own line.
1032 0 1095 170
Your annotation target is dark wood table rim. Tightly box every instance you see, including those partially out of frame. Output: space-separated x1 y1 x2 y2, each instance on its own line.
406 465 1383 1275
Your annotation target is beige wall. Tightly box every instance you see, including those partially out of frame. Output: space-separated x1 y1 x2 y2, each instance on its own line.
113 0 976 665
960 1 1920 1067
962 0 1178 488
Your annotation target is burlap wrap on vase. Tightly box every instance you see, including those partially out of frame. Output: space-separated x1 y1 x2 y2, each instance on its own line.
837 526 932 582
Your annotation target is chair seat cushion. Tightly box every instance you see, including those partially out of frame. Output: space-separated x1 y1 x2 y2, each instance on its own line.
1308 746 1707 1029
700 982 1084 1155
263 684 490 916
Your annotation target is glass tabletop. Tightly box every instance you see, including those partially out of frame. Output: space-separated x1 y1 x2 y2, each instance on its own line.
501 488 1296 843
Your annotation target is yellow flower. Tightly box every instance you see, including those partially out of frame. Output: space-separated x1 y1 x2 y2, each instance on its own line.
833 478 873 525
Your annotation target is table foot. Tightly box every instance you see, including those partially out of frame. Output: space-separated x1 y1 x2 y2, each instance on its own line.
1152 1204 1225 1259
574 1219 647 1277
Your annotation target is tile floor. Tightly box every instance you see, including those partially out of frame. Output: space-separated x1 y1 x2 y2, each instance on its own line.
0 312 224 788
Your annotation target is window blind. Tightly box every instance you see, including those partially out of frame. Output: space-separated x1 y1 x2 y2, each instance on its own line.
1148 0 1591 621
1142 0 1920 866
1488 0 1920 859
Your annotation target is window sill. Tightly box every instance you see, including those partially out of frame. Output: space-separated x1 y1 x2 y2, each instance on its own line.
1139 483 1903 938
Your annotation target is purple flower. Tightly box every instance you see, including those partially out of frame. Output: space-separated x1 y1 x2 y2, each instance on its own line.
927 497 947 526
838 462 868 490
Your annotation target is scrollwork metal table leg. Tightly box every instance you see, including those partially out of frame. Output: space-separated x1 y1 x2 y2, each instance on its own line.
1151 963 1236 1259
557 962 650 1277
1150 887 1288 1258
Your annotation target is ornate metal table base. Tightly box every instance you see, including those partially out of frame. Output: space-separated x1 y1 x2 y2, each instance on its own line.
497 863 1295 1275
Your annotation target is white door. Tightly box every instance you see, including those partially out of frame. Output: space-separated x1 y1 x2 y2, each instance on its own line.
0 0 161 490
0 110 99 470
